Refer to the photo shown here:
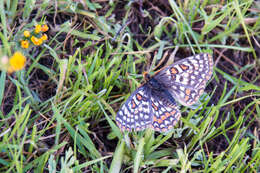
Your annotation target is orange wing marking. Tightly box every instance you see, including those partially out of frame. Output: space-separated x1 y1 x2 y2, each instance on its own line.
185 89 191 95
131 100 136 108
170 67 178 74
136 93 142 101
180 64 189 71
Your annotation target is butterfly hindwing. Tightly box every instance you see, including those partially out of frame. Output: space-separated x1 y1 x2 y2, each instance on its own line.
150 91 181 132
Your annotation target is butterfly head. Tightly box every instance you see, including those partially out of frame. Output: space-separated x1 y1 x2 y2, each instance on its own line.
143 71 151 82
143 71 164 91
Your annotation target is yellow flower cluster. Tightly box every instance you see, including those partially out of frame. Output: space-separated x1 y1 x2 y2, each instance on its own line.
20 24 49 49
0 52 26 73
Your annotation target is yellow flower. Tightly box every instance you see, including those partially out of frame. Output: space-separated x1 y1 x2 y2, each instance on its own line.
41 34 48 41
21 40 30 49
35 24 42 34
31 36 42 46
24 30 30 37
41 24 49 32
8 52 26 72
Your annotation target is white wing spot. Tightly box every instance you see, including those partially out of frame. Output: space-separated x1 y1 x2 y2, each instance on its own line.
183 73 189 78
176 65 183 73
117 118 122 123
143 108 149 113
183 78 189 84
133 97 138 104
145 121 151 125
138 90 144 95
144 114 150 120
196 55 201 59
180 92 185 98
190 59 197 64
159 124 165 128
161 107 166 112
175 75 181 82
154 100 159 107
166 70 171 75
165 107 172 111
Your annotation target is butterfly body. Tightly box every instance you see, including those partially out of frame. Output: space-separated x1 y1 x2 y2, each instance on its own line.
145 73 176 105
116 53 214 132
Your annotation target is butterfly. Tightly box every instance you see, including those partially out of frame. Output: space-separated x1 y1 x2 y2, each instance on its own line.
116 53 214 132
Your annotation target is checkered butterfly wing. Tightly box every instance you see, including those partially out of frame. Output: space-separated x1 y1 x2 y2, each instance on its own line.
150 90 181 132
116 84 153 131
153 53 214 106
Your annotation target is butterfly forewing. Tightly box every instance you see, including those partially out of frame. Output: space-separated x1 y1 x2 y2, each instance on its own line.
116 84 152 131
153 53 213 106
